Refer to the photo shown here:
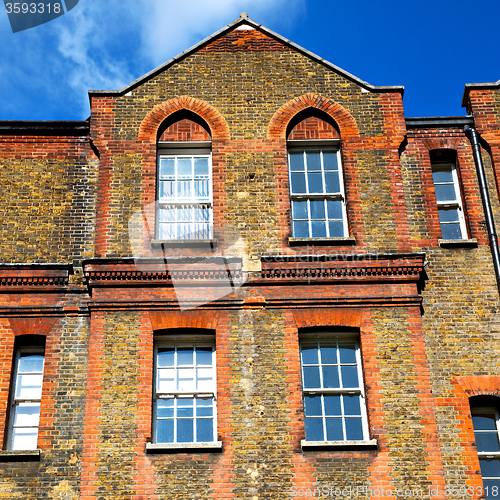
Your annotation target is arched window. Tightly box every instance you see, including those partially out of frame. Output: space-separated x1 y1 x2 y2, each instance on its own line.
156 111 212 240
470 396 500 498
287 112 348 239
7 335 45 450
430 150 467 240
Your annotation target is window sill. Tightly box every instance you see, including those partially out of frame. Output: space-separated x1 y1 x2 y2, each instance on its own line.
146 441 223 453
288 236 356 246
0 449 41 462
151 239 218 249
301 439 377 451
438 238 478 248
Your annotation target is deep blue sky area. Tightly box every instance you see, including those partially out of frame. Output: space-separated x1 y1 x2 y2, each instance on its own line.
0 0 498 121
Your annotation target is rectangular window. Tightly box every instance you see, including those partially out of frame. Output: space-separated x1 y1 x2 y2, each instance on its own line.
7 348 45 450
157 147 212 240
471 407 500 498
154 343 216 444
300 339 368 442
432 161 467 240
288 145 348 239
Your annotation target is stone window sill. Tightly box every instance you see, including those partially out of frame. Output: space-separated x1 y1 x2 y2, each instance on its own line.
146 441 223 453
0 449 41 461
439 238 477 248
301 439 377 451
151 239 218 249
289 236 356 246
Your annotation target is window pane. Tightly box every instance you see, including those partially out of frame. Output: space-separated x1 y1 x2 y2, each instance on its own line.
16 374 43 399
157 368 175 393
343 395 362 415
475 432 500 453
197 368 214 392
289 151 304 171
345 417 364 440
194 208 210 222
438 208 460 223
194 157 209 177
292 200 308 220
177 180 192 199
324 171 340 193
13 404 40 427
156 419 174 443
177 158 192 178
325 418 344 441
340 366 359 388
157 348 175 367
194 180 209 199
157 399 174 418
338 344 357 364
303 366 320 389
177 369 195 392
307 172 323 193
11 427 38 450
177 348 193 366
301 345 319 365
196 398 214 417
310 200 325 220
322 151 338 171
305 151 321 171
473 413 498 431
293 221 309 238
159 180 174 199
159 158 175 178
196 347 213 366
323 395 341 416
319 344 337 364
432 169 453 184
480 458 500 478
440 223 462 240
177 399 194 418
18 354 44 373
304 395 322 416
196 418 213 442
290 173 307 194
327 200 343 220
434 184 457 202
305 417 323 441
328 221 344 238
159 223 175 240
322 365 340 388
311 220 327 238
177 419 194 443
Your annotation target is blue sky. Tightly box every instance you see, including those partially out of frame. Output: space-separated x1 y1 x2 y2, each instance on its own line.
0 0 498 121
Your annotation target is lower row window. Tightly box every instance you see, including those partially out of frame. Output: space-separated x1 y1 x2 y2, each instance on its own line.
300 337 369 442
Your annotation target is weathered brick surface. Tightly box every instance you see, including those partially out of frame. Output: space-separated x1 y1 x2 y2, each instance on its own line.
0 18 500 500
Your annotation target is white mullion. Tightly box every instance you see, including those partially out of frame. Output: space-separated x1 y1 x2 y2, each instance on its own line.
324 199 330 237
320 150 326 195
451 164 467 238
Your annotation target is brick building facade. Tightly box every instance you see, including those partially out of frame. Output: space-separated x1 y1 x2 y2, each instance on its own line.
0 13 499 500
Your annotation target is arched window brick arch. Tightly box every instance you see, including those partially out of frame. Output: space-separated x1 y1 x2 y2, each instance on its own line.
268 94 359 141
138 96 229 143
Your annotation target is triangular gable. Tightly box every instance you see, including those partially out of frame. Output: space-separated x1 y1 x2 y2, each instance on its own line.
89 13 403 98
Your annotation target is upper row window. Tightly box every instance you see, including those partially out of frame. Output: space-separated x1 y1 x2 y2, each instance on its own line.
431 153 468 240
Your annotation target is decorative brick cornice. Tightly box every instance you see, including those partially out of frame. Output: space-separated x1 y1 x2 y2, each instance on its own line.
0 264 72 291
83 257 242 288
258 253 425 284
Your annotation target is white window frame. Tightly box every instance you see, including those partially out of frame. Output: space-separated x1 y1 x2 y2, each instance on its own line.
299 334 369 444
287 140 348 239
431 161 468 240
153 337 217 445
7 347 45 451
471 406 500 498
156 142 213 241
